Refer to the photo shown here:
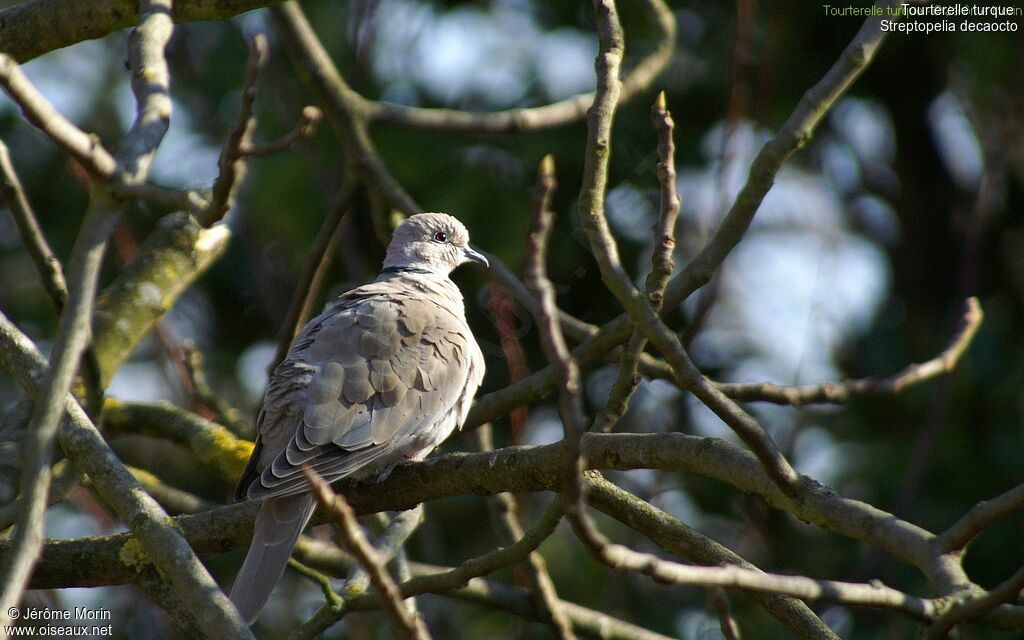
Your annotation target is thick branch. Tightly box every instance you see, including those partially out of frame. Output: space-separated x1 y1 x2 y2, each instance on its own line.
0 0 281 63
91 213 231 386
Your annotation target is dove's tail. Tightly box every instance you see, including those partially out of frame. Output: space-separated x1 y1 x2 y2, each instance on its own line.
230 493 317 624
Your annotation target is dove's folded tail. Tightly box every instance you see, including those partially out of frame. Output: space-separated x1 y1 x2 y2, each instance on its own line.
230 493 317 624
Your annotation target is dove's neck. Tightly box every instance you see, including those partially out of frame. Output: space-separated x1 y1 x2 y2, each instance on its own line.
375 269 466 312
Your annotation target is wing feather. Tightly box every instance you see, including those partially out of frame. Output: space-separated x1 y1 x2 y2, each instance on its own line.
237 277 485 503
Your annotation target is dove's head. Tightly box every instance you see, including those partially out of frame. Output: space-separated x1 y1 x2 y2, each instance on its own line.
383 213 488 275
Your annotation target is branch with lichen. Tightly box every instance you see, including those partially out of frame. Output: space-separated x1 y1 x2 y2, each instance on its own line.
102 399 253 483
0 311 255 638
0 0 176 625
13 431 1024 634
91 213 231 387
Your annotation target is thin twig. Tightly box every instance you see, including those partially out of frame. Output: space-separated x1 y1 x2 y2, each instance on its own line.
303 467 431 640
522 152 588 512
0 55 118 178
485 285 531 441
271 1 420 218
469 425 576 640
0 139 67 310
181 341 250 436
344 506 424 597
710 588 744 640
288 558 346 613
367 0 675 134
204 33 268 226
577 527 939 620
593 91 679 432
936 480 1024 553
717 297 983 405
241 105 322 157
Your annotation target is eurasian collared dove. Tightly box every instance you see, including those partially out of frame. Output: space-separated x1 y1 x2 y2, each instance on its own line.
229 213 487 624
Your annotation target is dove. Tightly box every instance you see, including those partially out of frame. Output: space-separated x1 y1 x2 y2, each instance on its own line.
229 212 487 624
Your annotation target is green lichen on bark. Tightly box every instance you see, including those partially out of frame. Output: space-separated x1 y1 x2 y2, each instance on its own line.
102 400 253 482
91 213 230 387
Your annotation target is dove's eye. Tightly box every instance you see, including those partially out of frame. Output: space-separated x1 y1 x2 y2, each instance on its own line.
433 231 448 243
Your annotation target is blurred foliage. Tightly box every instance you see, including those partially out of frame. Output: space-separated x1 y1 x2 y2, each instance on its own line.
1 0 1023 638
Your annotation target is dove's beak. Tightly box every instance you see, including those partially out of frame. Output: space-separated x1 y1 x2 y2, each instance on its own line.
462 246 489 268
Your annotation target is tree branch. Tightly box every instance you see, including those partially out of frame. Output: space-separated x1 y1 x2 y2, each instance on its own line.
469 425 576 640
203 33 268 226
0 0 283 63
367 0 675 134
91 213 231 386
0 311 255 638
304 467 431 640
716 297 983 406
464 0 901 435
0 0 176 621
936 480 1024 553
594 91 679 432
0 139 68 311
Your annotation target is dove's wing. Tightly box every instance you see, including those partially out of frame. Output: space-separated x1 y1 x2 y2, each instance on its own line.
234 277 483 502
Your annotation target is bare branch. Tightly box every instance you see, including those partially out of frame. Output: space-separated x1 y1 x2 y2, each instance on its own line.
466 0 901 434
241 105 322 157
115 0 173 183
182 341 250 435
344 507 425 597
304 467 431 640
717 297 983 405
368 0 675 134
92 213 231 387
926 566 1024 639
936 480 1024 553
0 139 68 310
522 153 589 510
571 0 801 497
204 33 268 226
270 1 420 217
575 524 939 620
0 311 255 638
469 425 576 640
0 55 118 178
287 558 345 613
586 476 838 639
594 91 680 432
